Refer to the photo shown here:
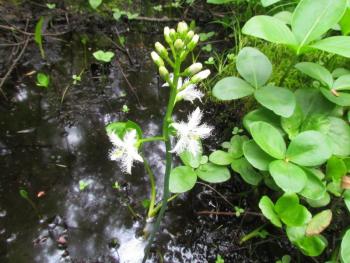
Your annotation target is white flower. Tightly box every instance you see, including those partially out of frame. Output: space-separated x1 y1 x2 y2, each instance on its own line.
177 82 204 103
108 129 143 174
163 75 204 103
171 107 213 156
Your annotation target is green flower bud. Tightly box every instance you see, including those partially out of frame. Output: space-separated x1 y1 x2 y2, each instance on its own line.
169 29 176 41
187 34 199 51
159 66 169 81
190 69 210 83
164 27 172 44
151 51 164 67
177 21 189 35
155 42 168 58
174 39 184 51
185 30 194 43
184 63 203 76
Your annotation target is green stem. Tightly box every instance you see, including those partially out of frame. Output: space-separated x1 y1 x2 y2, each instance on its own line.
143 156 157 218
239 224 267 245
149 194 179 218
142 55 181 263
140 136 165 143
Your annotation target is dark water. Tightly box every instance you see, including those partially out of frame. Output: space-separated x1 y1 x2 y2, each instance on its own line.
0 3 309 262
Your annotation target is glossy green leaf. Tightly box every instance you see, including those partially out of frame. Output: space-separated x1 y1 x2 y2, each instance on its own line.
242 15 297 45
228 135 248 159
306 192 331 208
311 36 350 58
236 47 272 88
286 131 332 166
258 196 282 227
243 108 282 133
169 166 197 193
180 144 202 169
340 8 350 35
254 85 296 118
341 229 350 263
320 87 350 106
295 62 333 88
292 0 347 46
231 158 263 185
306 210 332 236
281 105 303 139
333 74 350 91
299 168 326 200
275 194 312 226
273 11 293 25
261 0 281 7
327 117 350 156
36 73 50 88
295 88 335 118
89 0 102 9
326 156 347 182
301 114 330 134
196 163 231 183
212 77 254 101
243 140 275 171
93 50 115 62
269 160 307 193
250 121 286 159
286 226 328 256
209 150 234 165
333 67 350 78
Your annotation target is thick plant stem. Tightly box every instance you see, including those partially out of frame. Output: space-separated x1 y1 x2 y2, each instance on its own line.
140 136 165 143
149 194 179 218
142 58 180 263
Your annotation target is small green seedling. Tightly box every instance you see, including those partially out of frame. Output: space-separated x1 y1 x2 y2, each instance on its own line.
205 57 215 65
215 255 224 263
93 50 115 63
113 181 121 190
89 0 102 9
199 32 215 42
34 17 45 59
112 8 139 21
79 180 90 191
122 105 129 113
234 206 245 217
202 44 212 52
36 73 50 88
72 74 81 85
276 255 291 263
232 127 243 135
19 189 41 217
46 3 56 9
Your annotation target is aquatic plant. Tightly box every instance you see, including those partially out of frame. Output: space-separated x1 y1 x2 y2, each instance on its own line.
105 21 218 261
36 72 50 88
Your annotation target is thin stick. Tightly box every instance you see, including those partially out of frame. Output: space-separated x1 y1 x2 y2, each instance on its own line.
196 210 262 217
0 28 30 99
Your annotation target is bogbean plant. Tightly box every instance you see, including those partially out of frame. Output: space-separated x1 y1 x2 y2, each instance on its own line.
105 21 227 260
212 0 350 261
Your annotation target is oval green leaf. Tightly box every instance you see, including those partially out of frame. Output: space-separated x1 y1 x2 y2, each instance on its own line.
243 140 275 171
299 168 326 201
269 160 307 193
231 158 263 186
286 131 332 166
250 121 286 159
196 163 231 183
169 166 197 193
341 229 350 263
254 85 296 118
327 117 350 156
295 62 333 88
209 150 234 165
212 77 254 101
242 15 297 45
258 196 282 228
236 47 272 88
292 0 347 46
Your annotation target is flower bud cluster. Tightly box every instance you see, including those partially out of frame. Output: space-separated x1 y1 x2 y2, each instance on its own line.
151 21 209 85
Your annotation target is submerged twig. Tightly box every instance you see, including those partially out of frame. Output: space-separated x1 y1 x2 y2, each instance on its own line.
0 21 30 99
